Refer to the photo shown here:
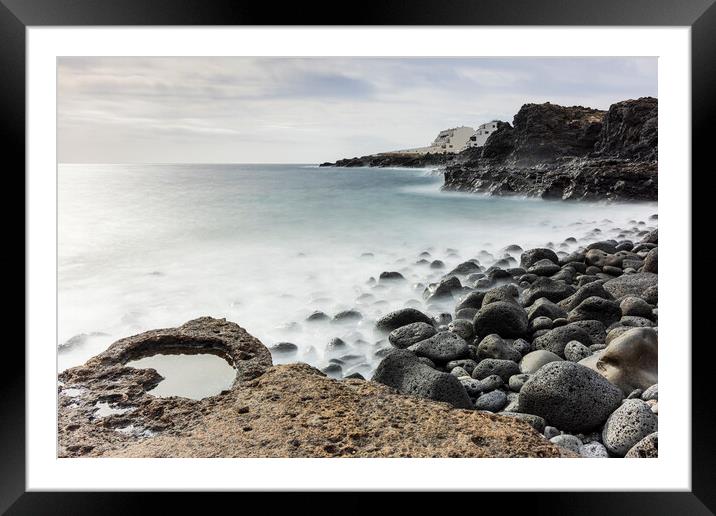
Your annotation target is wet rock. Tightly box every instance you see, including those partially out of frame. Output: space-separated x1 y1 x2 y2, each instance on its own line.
580 327 657 394
388 322 437 349
475 390 508 412
530 316 553 332
455 291 489 312
529 259 561 276
333 310 363 323
473 301 529 339
625 432 658 458
476 334 522 362
519 361 623 432
379 271 406 283
270 342 298 355
520 248 559 269
430 260 445 269
321 363 343 378
408 331 470 363
602 399 658 456
472 359 521 383
519 350 562 374
372 349 473 409
446 261 482 277
306 311 330 322
450 366 471 378
375 308 433 333
568 297 622 327
455 308 479 321
533 324 593 357
326 338 348 355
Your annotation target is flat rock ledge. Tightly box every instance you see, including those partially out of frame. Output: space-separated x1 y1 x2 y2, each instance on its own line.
58 317 570 458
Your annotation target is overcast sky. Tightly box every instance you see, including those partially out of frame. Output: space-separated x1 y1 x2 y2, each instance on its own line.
58 57 657 164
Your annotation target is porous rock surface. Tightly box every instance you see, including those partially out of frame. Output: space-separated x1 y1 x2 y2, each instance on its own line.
59 317 568 458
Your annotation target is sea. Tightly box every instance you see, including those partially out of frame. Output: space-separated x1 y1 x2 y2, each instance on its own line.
58 163 657 384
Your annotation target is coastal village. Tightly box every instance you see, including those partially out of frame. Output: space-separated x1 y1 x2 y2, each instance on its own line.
392 121 502 155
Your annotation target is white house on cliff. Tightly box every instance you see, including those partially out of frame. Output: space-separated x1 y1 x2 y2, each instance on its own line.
467 121 501 148
387 121 503 156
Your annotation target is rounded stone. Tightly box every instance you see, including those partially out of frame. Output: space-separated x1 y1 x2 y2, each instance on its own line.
602 399 658 457
564 341 592 362
620 296 653 319
625 432 658 458
448 319 475 340
474 390 508 412
550 434 583 454
519 361 623 433
508 373 531 392
519 350 563 374
407 331 470 363
473 301 528 339
375 308 434 333
533 324 593 357
476 334 522 362
471 359 521 383
641 384 658 401
567 296 622 327
388 322 437 349
603 272 658 300
579 441 609 458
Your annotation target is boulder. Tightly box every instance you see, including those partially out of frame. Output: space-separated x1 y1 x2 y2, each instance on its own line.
620 296 654 319
476 334 523 362
519 350 562 374
521 277 576 306
564 341 592 362
567 296 622 327
579 327 658 394
520 248 559 269
375 308 433 333
603 272 658 300
482 284 520 307
454 291 487 312
532 324 593 357
473 301 528 339
372 349 472 409
625 432 658 458
602 399 658 456
559 281 614 311
388 322 437 349
527 297 567 322
474 390 508 412
567 319 607 345
447 319 474 340
408 331 470 363
643 247 658 273
472 359 521 383
519 361 623 432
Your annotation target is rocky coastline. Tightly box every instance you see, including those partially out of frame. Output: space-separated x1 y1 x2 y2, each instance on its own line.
322 97 657 202
59 220 658 459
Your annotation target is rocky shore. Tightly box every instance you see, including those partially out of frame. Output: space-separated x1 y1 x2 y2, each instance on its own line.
322 97 657 202
59 220 658 458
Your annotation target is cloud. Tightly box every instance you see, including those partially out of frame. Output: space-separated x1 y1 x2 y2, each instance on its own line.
57 57 657 163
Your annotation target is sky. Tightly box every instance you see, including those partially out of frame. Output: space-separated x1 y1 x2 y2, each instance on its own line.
57 57 657 164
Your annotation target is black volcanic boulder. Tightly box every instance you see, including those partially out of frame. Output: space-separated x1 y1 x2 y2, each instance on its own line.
567 297 622 327
408 331 470 363
521 277 576 306
379 271 406 283
520 248 560 269
603 272 658 300
473 301 528 339
388 322 437 349
559 281 614 311
375 308 434 333
446 261 482 277
372 349 473 409
533 324 593 357
476 334 522 362
471 358 521 383
455 291 487 313
519 361 623 432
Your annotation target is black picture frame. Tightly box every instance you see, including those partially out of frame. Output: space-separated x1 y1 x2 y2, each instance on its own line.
4 0 712 513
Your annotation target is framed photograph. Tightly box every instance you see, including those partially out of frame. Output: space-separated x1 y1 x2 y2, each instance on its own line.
6 0 713 511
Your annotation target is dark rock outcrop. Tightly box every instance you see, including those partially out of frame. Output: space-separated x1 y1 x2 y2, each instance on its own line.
442 98 657 201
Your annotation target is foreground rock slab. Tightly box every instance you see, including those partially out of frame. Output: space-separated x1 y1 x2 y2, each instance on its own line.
58 317 570 458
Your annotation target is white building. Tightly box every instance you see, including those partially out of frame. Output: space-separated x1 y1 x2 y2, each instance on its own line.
390 126 476 155
467 121 501 148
